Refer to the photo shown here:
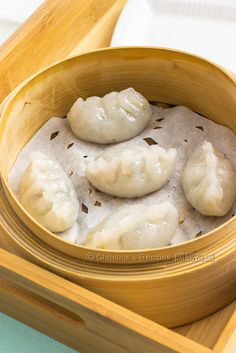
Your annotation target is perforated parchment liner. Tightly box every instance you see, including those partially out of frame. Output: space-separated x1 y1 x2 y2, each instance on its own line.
9 106 236 246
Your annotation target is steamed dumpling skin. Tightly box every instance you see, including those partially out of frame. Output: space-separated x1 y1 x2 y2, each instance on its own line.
86 144 177 198
85 202 179 250
182 141 236 216
67 88 152 144
20 151 79 232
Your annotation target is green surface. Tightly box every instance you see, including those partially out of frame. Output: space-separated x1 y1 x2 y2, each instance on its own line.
1 313 235 353
0 313 77 353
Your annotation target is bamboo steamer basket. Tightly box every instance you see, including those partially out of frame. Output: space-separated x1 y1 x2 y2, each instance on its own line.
0 47 235 328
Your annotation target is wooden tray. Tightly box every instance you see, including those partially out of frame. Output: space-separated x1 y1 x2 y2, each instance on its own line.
0 1 235 352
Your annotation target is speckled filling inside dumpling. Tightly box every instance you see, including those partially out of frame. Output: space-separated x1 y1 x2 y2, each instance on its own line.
67 88 152 144
20 151 79 232
85 202 179 250
182 141 236 216
86 144 177 198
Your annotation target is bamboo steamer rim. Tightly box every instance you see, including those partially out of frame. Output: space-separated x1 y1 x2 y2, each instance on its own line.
1 188 234 281
0 46 236 266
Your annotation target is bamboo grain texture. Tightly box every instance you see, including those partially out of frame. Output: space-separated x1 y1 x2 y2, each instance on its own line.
0 0 126 102
0 0 235 351
0 249 213 353
0 46 235 327
174 301 236 349
0 252 235 352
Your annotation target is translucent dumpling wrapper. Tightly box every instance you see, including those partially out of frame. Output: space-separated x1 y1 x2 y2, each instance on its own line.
19 151 79 232
67 88 152 144
57 222 80 243
182 141 236 216
84 202 179 250
86 144 177 198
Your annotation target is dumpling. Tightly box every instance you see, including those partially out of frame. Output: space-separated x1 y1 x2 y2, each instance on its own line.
86 144 177 198
19 151 79 232
57 222 79 243
84 202 179 250
182 141 236 216
67 87 152 144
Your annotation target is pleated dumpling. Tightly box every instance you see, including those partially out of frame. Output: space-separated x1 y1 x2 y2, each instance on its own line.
182 141 236 216
86 144 177 198
67 88 152 144
84 202 179 250
20 151 79 232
